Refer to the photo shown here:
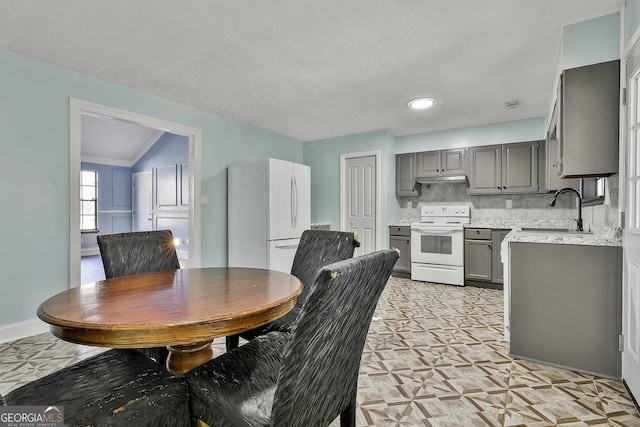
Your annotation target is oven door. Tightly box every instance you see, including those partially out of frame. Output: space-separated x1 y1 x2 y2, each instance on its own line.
410 225 463 266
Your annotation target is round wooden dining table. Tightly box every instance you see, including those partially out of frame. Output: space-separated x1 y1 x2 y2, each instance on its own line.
37 267 303 375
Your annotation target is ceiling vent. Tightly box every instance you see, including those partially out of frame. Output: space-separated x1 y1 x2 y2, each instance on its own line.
505 99 523 109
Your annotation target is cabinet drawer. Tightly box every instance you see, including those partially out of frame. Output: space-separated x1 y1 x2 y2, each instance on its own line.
464 228 491 240
389 226 411 237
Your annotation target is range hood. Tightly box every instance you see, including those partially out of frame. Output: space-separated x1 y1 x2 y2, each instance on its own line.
415 175 468 185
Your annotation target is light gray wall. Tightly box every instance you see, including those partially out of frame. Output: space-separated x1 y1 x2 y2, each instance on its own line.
0 47 302 326
303 130 397 247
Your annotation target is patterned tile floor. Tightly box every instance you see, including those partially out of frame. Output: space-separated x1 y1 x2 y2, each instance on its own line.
1 276 639 426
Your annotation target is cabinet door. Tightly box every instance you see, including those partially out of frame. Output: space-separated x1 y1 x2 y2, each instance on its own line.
441 148 466 175
396 153 418 196
465 239 492 281
546 130 580 192
416 151 440 176
390 235 411 273
491 230 509 283
502 141 538 194
267 158 294 240
560 60 620 178
468 145 501 194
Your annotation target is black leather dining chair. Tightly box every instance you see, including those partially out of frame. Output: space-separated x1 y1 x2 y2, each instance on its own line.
97 230 181 364
1 348 192 426
225 229 359 352
97 229 181 279
186 249 398 427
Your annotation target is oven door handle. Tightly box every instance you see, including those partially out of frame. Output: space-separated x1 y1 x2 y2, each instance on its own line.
411 227 461 234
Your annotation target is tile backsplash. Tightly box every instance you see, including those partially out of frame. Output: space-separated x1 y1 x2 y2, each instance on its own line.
398 177 619 228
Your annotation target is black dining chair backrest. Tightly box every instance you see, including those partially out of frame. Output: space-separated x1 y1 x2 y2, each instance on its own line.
96 230 180 364
225 229 359 351
187 249 398 427
1 349 192 427
97 230 180 279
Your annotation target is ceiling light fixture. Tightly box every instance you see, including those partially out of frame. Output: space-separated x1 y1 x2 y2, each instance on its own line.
408 97 436 110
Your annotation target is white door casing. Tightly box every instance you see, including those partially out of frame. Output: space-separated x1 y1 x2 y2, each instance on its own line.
132 171 152 232
623 52 640 399
70 98 202 287
340 152 379 256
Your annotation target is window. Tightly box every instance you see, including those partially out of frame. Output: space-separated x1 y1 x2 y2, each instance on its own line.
80 170 98 232
581 177 605 207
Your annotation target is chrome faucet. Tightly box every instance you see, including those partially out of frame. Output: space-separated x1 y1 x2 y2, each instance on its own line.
549 187 583 232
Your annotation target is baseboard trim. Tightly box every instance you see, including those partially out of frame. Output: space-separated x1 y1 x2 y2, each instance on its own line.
623 379 640 415
81 248 100 256
0 318 49 344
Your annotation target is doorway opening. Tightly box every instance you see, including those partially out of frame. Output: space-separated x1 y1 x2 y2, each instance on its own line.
70 99 202 287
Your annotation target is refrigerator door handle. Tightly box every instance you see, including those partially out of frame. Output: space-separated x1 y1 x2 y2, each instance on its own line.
290 176 295 229
293 174 298 228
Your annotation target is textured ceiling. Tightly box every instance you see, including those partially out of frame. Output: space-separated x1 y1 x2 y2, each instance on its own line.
0 0 624 142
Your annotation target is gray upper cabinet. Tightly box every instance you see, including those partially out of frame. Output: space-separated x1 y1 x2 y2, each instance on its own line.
396 153 419 197
416 148 466 177
468 145 501 194
545 105 580 192
502 141 539 193
468 141 539 195
558 60 620 178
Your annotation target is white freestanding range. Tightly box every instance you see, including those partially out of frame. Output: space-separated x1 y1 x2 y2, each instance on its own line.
228 158 311 273
410 205 470 286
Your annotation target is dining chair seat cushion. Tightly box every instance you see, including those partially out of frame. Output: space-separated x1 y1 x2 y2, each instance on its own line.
188 331 289 426
1 348 192 427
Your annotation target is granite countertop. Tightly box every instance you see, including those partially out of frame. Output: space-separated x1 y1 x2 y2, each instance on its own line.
502 229 621 247
466 219 621 246
394 218 622 247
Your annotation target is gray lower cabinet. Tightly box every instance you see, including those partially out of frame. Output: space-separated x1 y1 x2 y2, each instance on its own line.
491 229 510 283
310 223 330 231
464 228 509 286
396 153 419 197
464 229 492 281
510 242 622 378
389 226 411 277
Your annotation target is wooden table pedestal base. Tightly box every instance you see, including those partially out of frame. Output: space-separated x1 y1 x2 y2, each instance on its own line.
166 341 214 376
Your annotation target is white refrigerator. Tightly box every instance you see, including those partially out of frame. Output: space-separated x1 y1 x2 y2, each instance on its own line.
228 158 311 273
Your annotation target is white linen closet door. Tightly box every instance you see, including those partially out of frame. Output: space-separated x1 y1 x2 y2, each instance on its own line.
132 171 152 232
345 155 376 256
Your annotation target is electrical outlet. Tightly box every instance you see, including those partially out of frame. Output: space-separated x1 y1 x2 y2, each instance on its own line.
506 200 512 209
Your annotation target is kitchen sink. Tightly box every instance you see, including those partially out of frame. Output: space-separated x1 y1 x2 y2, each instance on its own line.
520 227 592 234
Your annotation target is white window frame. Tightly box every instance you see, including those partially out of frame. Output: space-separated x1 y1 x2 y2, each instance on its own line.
80 169 98 232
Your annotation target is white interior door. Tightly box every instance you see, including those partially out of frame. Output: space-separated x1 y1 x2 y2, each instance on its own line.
624 63 640 399
132 171 152 232
343 154 377 256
